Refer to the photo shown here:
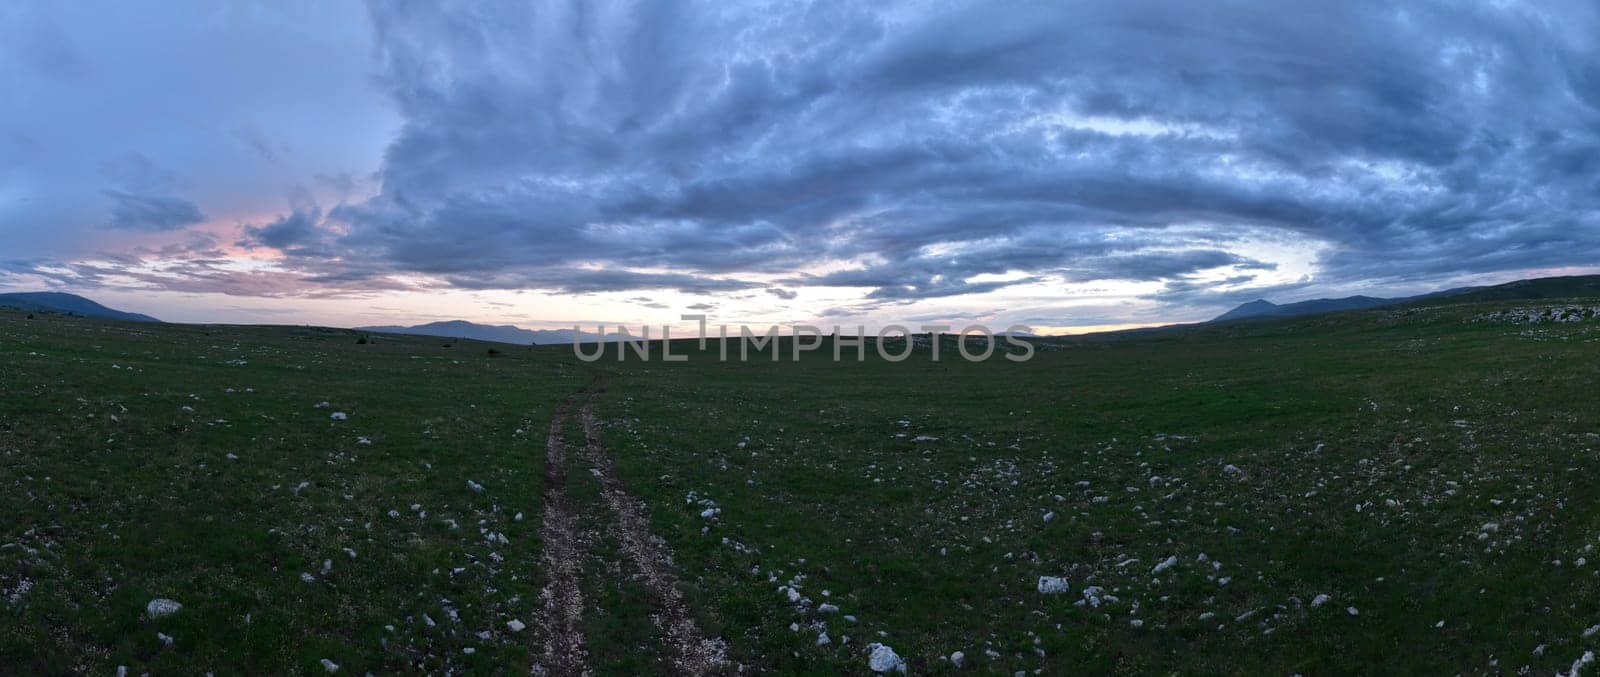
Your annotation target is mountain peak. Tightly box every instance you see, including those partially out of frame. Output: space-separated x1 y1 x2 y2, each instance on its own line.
1213 295 1405 323
1212 299 1282 322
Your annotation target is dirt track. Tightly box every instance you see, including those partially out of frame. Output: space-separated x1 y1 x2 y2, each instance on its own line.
532 387 726 675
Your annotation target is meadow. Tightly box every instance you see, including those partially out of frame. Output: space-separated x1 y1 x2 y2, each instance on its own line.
4 295 1600 674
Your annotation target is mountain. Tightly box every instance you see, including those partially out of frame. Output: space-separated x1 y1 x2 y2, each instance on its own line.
1211 299 1280 322
356 320 621 345
1212 274 1600 323
0 292 159 322
1213 295 1400 322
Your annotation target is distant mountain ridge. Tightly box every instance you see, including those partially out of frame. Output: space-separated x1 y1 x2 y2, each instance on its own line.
7 274 1599 336
1211 274 1600 323
1213 295 1403 322
356 320 622 345
0 292 159 322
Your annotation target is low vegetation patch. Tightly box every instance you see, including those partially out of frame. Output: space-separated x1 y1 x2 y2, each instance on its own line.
3 298 1599 673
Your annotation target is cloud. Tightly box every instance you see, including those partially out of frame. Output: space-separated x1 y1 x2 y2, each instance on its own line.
437 267 763 295
1 1 393 266
243 208 322 251
263 0 1595 311
102 190 206 231
97 152 206 231
1059 251 1275 284
12 0 1600 320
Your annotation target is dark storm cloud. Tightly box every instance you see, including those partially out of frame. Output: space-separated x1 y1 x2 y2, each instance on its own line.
239 0 1600 309
13 0 1600 317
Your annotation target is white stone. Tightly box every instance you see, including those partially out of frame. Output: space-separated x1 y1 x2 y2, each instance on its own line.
868 643 907 673
1152 555 1178 575
145 598 183 619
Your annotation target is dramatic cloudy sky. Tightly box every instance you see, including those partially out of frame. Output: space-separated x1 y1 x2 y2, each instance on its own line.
4 1 1599 333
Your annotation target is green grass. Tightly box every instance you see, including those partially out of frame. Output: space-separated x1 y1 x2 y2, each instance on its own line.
0 319 584 673
3 298 1600 673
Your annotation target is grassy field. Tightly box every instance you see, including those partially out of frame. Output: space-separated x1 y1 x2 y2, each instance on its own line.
4 296 1600 674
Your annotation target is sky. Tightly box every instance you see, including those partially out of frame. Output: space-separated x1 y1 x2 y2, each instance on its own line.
3 0 1599 334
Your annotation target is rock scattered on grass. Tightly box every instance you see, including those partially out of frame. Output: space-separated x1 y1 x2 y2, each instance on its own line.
1569 650 1595 676
145 598 182 619
867 643 907 673
1037 576 1069 594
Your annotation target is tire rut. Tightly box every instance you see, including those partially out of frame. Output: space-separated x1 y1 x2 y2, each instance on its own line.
532 396 588 676
579 394 729 675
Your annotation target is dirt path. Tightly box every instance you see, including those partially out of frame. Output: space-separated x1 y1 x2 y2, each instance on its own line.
580 395 729 674
532 396 588 676
532 387 726 675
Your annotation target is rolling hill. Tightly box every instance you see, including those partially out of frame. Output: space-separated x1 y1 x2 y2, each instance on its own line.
0 292 159 322
1211 274 1600 323
357 319 620 344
